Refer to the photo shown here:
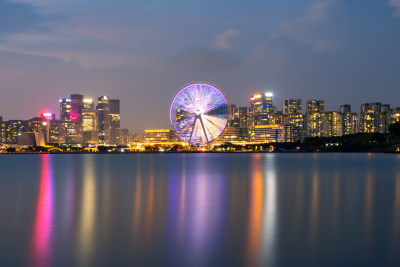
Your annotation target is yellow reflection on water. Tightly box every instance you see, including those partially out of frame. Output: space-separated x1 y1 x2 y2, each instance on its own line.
133 156 142 236
309 172 320 243
245 154 264 267
293 174 304 235
393 175 400 244
332 174 340 233
145 156 155 244
363 173 374 245
77 155 96 266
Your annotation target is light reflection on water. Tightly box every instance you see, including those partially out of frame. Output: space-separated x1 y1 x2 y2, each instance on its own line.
0 153 400 266
29 154 54 267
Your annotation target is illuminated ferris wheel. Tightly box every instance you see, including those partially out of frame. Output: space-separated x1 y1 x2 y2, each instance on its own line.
170 82 229 145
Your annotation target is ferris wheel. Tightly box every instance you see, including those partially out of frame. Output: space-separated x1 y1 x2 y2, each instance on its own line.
170 82 229 145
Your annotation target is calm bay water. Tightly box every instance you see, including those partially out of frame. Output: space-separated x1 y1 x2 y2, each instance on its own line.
1 153 400 266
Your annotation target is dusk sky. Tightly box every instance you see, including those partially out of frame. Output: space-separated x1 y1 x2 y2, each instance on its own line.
1 0 400 131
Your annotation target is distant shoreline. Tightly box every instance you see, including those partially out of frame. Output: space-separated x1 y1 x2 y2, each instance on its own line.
1 150 399 155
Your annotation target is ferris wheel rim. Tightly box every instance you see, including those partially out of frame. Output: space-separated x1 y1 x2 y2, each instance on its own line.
169 81 229 145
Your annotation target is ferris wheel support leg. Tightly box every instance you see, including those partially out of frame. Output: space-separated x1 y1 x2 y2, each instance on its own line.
199 116 210 149
188 118 196 144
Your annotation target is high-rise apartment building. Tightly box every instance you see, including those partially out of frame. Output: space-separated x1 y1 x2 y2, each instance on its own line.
342 112 358 135
323 111 343 137
306 100 324 114
97 96 111 144
283 99 302 114
284 113 305 141
109 99 121 145
306 112 325 137
359 102 390 133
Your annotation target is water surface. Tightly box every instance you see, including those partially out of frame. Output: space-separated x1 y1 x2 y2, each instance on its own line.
0 153 400 266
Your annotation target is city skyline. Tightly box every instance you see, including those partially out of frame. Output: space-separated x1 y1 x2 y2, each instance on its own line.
1 0 400 131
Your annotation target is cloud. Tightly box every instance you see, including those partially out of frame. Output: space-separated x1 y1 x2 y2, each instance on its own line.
389 0 400 16
271 0 340 51
214 29 240 49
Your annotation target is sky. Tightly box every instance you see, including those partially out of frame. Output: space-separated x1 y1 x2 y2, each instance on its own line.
0 0 400 131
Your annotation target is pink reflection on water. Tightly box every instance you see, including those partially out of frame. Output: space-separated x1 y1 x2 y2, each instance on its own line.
29 154 54 267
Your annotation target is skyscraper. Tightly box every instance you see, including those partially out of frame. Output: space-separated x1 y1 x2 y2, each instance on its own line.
97 96 111 144
250 92 273 126
109 99 121 145
82 99 98 144
60 96 83 144
70 94 84 122
283 99 302 114
59 98 71 122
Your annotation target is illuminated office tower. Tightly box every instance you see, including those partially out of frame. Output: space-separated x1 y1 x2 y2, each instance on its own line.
109 99 121 145
97 96 111 144
60 96 83 144
323 111 343 137
283 99 302 114
60 98 72 122
340 104 351 113
4 120 24 144
342 112 359 135
62 122 82 144
27 117 44 133
49 120 62 144
70 94 84 122
82 99 98 144
306 100 324 114
306 112 325 137
250 92 273 126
